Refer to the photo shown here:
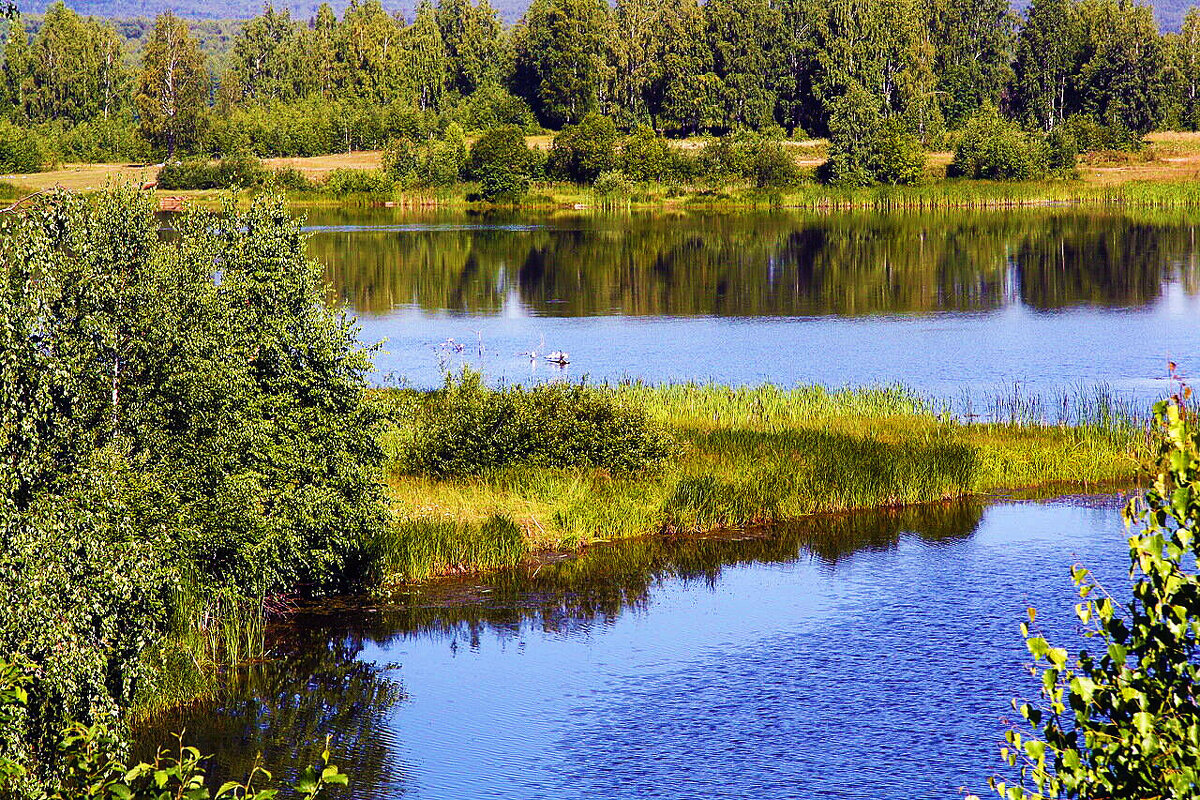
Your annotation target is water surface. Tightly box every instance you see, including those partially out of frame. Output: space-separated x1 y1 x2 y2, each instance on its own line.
139 493 1136 800
306 208 1200 398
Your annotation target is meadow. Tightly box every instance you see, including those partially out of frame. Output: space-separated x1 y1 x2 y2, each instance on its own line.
366 377 1154 585
12 131 1200 211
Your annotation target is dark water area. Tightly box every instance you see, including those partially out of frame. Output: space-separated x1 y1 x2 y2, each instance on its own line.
138 493 1137 800
305 207 1200 398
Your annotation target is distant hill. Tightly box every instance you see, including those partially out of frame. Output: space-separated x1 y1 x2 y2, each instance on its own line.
15 0 530 24
13 0 1199 29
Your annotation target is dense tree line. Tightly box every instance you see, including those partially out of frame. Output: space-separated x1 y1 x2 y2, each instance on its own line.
4 0 1200 167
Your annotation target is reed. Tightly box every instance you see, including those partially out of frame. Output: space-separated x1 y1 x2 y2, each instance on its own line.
366 514 528 585
133 578 270 718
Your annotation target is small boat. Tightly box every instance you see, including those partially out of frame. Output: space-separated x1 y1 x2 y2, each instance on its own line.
546 351 570 365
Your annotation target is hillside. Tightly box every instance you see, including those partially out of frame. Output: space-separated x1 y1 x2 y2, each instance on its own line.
15 0 530 23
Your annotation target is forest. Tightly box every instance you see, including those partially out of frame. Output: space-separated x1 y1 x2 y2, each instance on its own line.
2 0 1200 188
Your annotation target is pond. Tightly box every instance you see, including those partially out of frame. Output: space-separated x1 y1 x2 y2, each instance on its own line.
138 492 1135 800
305 207 1200 401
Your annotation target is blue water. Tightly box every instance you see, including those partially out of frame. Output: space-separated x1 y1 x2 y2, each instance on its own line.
304 209 1200 402
142 494 1136 800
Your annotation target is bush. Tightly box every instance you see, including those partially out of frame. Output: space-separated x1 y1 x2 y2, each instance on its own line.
322 168 395 196
997 390 1200 799
0 189 386 781
950 106 1046 179
866 118 926 186
45 117 153 164
466 125 543 202
156 154 268 190
383 124 469 188
747 136 801 188
593 169 633 200
620 126 676 183
546 113 619 183
819 87 926 187
389 371 672 477
696 130 801 187
949 106 1048 181
445 85 539 134
1059 113 1142 154
0 120 47 173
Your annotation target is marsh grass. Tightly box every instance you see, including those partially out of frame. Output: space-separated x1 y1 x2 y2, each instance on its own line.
372 379 1156 586
133 580 269 717
367 514 528 585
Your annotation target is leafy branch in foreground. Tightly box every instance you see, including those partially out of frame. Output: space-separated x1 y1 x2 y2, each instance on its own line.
0 660 348 800
995 382 1200 799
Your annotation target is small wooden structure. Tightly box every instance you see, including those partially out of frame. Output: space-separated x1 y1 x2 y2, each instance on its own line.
158 196 185 212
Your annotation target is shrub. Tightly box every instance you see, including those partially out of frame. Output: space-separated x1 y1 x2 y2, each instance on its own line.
593 169 633 201
819 87 926 187
620 126 675 183
1059 113 1142 154
866 118 926 186
949 106 1048 181
47 117 153 164
546 113 619 183
446 85 539 133
0 121 47 173
322 168 395 195
747 136 801 188
997 390 1200 799
156 155 268 190
384 125 469 188
696 131 801 187
388 371 672 477
466 125 543 201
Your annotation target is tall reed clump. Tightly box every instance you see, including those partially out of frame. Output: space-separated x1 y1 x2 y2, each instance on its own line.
366 515 528 585
134 578 271 717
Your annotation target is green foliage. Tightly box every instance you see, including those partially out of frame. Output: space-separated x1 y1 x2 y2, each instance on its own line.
0 660 347 800
593 169 634 200
697 130 800 187
949 106 1053 180
619 127 677 183
512 0 612 127
156 155 268 190
322 168 395 196
445 85 540 133
0 120 47 173
43 117 153 165
820 88 926 187
466 125 543 201
134 12 208 156
2 5 129 126
996 389 1200 800
386 370 673 477
546 113 619 183
0 188 386 783
382 124 469 187
1059 113 1142 153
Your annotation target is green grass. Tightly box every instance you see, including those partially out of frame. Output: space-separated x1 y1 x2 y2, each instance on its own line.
132 579 270 718
370 380 1154 588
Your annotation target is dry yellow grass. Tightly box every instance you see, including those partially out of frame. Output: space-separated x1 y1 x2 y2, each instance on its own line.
3 162 157 192
9 130 1200 196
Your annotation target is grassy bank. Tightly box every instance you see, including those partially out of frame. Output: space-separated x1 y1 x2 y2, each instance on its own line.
368 379 1152 586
